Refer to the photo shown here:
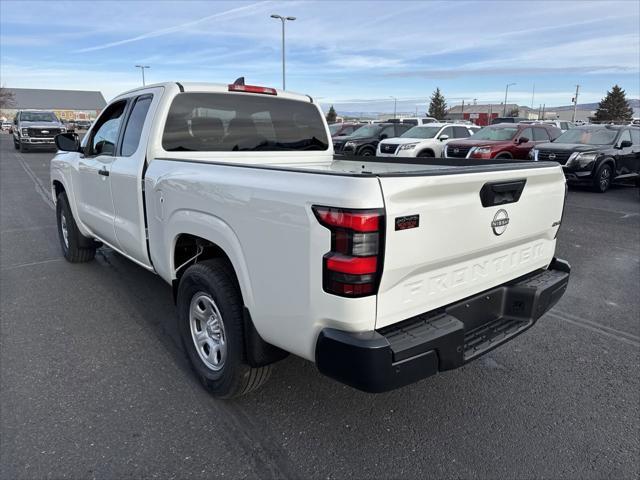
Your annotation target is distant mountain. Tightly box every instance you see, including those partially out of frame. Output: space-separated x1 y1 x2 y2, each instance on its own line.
554 99 639 111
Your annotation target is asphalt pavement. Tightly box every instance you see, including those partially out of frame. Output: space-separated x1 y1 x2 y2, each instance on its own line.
1 133 638 479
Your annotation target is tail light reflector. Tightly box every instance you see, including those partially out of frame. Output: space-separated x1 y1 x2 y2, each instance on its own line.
313 206 385 298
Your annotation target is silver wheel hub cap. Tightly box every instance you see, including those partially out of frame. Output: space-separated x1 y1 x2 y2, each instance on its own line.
189 293 227 371
60 212 69 248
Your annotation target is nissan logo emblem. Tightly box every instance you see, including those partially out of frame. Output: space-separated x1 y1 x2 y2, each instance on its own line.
491 209 509 236
41 130 49 134
548 153 556 160
453 148 459 153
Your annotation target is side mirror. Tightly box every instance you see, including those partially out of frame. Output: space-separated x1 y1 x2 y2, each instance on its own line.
55 132 80 152
518 137 529 144
619 140 632 149
439 134 449 141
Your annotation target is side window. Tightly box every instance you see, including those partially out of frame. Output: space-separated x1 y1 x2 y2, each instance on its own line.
519 128 533 142
89 100 127 156
440 126 454 138
380 126 395 138
453 126 470 138
630 128 639 145
618 129 631 146
121 96 153 157
533 128 549 141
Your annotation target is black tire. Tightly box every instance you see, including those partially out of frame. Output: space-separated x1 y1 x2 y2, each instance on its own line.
56 192 97 262
417 149 435 158
177 259 272 398
359 148 375 157
13 138 19 150
592 163 613 193
495 153 512 159
19 143 28 153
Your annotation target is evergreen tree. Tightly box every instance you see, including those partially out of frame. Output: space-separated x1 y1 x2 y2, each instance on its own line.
594 85 633 123
428 88 447 119
326 105 337 123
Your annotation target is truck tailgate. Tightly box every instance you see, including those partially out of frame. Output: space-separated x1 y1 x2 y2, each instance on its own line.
376 165 566 328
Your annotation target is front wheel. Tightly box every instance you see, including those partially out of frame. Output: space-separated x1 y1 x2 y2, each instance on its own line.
593 163 612 193
13 138 19 150
359 148 374 157
19 143 28 153
177 259 272 398
56 192 97 262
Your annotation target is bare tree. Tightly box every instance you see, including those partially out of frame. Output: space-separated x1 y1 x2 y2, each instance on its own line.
0 86 16 109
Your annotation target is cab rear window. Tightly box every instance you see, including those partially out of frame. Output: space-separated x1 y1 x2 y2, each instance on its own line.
162 93 329 152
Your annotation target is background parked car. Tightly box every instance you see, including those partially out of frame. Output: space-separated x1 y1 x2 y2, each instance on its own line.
61 119 76 133
531 125 640 192
1 122 11 132
522 119 575 132
491 117 529 124
445 123 562 159
377 123 476 158
340 122 413 156
385 117 438 125
329 122 363 138
75 120 93 130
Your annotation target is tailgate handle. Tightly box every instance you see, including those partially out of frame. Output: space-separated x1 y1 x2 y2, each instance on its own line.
480 179 526 207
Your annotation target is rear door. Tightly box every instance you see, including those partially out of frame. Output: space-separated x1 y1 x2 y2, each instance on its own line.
375 165 565 328
109 87 163 267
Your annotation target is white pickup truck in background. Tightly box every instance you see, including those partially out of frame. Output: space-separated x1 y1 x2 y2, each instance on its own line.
51 81 570 398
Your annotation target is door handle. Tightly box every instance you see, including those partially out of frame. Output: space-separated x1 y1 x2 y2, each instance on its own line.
98 167 109 177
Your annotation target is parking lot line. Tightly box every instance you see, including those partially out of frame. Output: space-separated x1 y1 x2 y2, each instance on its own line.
548 311 640 347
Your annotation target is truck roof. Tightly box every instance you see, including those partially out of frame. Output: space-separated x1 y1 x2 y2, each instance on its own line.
115 81 313 104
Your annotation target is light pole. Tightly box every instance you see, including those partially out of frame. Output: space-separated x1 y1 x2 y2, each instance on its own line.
390 96 397 119
270 14 296 90
503 82 516 116
135 65 150 86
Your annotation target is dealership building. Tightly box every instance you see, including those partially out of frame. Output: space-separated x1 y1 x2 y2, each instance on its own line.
1 88 106 122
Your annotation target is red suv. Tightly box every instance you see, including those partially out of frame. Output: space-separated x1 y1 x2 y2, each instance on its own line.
445 123 562 160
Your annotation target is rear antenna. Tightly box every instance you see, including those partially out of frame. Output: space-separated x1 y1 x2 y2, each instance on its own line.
233 77 245 86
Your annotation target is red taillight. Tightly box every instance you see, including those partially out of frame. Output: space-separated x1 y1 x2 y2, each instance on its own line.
313 206 385 298
228 84 277 95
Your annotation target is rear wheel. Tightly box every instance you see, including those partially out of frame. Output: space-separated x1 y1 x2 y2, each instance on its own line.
177 259 272 398
593 163 612 193
56 192 97 262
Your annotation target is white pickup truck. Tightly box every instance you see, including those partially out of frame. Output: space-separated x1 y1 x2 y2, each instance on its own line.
51 81 570 398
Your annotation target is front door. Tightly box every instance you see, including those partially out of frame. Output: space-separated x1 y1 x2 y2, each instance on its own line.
75 100 127 248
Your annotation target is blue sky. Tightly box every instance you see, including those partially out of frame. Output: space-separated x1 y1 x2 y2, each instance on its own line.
1 0 639 114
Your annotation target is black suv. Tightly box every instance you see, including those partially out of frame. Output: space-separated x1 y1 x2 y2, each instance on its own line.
531 125 640 192
337 123 413 156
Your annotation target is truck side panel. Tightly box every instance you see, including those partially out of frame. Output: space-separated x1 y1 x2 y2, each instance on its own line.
144 159 384 360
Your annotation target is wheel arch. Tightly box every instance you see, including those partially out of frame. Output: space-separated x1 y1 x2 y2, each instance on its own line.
172 232 287 367
417 148 436 158
165 214 254 312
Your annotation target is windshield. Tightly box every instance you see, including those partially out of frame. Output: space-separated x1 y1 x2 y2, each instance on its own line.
20 112 57 123
162 93 329 152
400 126 441 139
471 126 518 141
347 124 383 138
553 128 618 145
